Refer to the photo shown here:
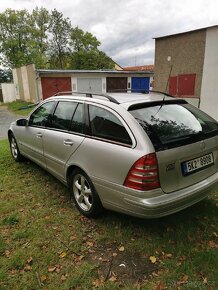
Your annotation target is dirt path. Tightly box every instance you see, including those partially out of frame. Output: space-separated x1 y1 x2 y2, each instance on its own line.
0 106 23 140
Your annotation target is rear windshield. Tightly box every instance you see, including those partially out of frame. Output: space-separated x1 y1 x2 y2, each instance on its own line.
130 103 218 151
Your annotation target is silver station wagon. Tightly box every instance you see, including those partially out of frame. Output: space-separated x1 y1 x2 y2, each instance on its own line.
8 92 218 218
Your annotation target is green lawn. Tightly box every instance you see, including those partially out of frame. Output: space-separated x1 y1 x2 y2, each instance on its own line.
0 139 217 289
3 100 36 116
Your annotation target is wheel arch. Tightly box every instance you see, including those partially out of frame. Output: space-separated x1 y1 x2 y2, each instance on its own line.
66 164 90 186
8 130 13 141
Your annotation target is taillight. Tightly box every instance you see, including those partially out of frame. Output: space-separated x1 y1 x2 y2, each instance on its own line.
124 153 160 191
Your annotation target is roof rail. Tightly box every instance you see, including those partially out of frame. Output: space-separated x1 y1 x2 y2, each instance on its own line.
53 91 120 104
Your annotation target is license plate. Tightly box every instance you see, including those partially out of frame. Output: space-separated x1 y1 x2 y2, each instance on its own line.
182 153 214 176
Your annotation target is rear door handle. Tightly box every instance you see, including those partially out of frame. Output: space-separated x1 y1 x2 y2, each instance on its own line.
63 139 74 146
36 133 43 138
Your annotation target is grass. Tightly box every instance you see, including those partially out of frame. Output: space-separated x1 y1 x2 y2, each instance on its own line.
0 139 218 289
2 100 36 116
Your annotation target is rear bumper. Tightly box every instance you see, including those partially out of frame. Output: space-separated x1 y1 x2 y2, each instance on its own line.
93 171 218 218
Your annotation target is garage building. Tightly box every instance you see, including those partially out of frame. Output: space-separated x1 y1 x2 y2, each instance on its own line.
154 25 218 120
12 65 153 102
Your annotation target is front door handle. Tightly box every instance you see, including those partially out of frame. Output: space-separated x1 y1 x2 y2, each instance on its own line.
36 133 43 138
63 139 74 146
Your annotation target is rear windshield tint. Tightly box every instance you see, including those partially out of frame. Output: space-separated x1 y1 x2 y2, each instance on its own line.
130 103 218 150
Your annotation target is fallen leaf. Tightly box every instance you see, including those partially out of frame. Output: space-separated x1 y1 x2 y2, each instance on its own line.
153 281 165 290
178 255 187 261
118 246 125 252
92 278 104 287
86 241 94 247
4 250 10 257
78 255 85 261
177 274 189 285
10 269 17 275
150 256 157 264
112 252 117 257
109 275 117 282
26 257 33 264
70 235 77 241
61 274 67 281
208 241 218 248
55 264 62 273
59 251 67 258
88 249 95 253
40 275 47 282
203 277 208 284
48 266 56 272
24 265 32 271
165 253 172 259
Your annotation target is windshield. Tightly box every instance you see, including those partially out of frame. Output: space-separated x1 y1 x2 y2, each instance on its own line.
130 103 218 150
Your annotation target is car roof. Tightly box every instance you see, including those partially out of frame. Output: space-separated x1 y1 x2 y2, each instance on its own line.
47 92 185 110
106 92 175 109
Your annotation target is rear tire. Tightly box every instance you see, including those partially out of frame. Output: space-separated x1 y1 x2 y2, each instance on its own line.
9 134 23 162
69 169 103 218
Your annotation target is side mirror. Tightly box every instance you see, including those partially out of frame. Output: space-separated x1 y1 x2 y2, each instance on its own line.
16 119 28 126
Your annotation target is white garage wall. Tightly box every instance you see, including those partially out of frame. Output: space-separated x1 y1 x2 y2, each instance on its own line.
21 66 31 101
12 69 20 100
200 27 218 120
2 83 16 103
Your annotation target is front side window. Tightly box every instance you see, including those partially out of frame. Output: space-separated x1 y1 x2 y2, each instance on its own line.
88 105 132 145
49 101 77 131
29 101 54 127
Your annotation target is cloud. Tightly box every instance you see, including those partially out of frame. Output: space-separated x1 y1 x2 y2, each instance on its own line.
0 0 218 66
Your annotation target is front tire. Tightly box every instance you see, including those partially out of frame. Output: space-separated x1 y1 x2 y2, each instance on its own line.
9 134 23 162
69 169 103 218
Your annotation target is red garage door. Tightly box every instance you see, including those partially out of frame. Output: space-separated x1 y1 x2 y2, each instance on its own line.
169 74 196 97
178 74 196 96
41 77 72 100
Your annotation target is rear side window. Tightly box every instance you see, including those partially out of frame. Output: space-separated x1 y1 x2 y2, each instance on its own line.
89 105 132 145
130 103 218 150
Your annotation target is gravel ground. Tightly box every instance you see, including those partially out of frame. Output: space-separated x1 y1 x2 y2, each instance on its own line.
0 106 23 140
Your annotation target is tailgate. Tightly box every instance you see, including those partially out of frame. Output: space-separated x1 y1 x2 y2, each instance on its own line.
157 136 218 193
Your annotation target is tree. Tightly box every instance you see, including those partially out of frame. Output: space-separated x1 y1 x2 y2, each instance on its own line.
0 69 12 82
48 9 71 69
70 27 114 69
0 9 37 67
31 7 50 67
70 50 114 70
70 26 100 52
0 8 115 70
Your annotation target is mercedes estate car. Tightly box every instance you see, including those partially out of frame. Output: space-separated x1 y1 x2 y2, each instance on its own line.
8 92 218 218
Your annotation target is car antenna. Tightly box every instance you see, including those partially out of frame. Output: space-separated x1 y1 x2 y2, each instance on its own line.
154 64 173 116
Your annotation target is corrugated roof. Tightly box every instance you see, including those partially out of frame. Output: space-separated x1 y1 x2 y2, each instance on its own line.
154 24 218 39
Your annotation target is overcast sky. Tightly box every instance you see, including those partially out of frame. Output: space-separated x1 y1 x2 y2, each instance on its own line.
1 0 218 67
